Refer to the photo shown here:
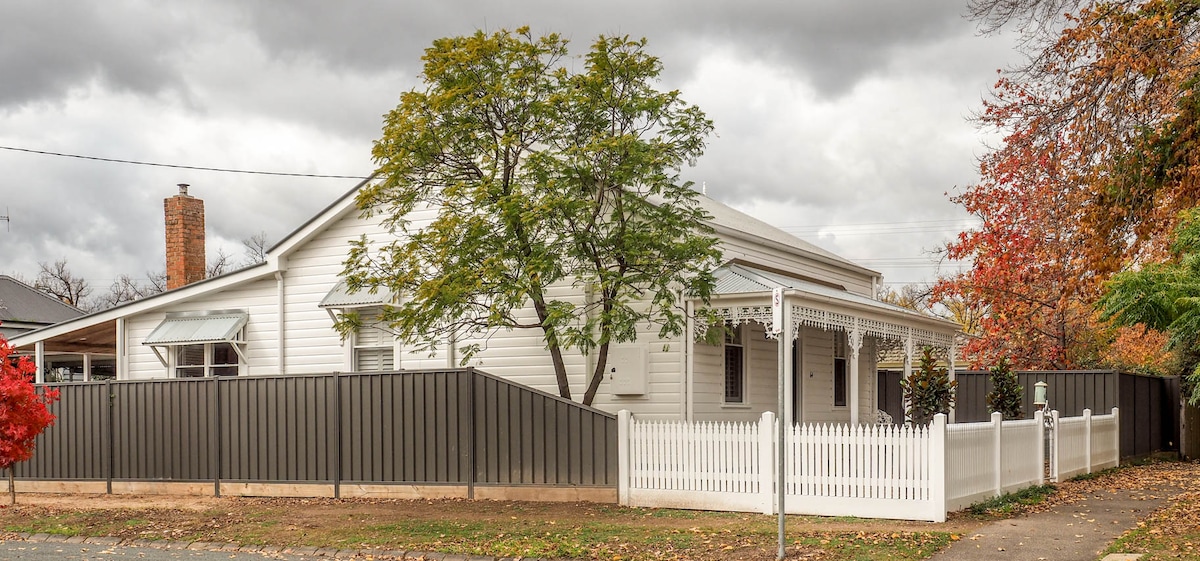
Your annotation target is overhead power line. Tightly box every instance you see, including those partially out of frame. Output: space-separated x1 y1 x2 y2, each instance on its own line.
0 145 370 179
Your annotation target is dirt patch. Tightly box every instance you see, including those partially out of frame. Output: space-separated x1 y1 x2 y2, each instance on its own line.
11 493 226 511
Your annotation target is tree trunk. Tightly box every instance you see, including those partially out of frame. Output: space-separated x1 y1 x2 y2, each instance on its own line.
530 294 571 400
582 297 615 407
7 466 14 505
582 340 611 406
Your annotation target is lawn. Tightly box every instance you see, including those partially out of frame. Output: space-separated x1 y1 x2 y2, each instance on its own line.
0 494 975 560
0 460 1195 560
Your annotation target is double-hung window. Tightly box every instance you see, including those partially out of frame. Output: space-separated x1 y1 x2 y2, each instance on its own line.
833 332 847 407
175 341 241 377
723 325 745 404
352 307 395 372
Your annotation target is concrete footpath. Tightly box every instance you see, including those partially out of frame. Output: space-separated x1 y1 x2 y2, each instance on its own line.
927 483 1178 561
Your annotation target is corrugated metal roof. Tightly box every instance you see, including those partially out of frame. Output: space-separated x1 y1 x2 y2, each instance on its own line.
318 280 392 308
712 263 927 319
0 275 84 325
695 196 874 275
143 311 248 345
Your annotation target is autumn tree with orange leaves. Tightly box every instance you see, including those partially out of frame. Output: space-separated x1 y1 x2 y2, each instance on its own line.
941 0 1200 371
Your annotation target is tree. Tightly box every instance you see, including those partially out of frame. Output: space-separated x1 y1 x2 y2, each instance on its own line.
0 335 58 504
341 28 719 406
880 283 984 336
242 231 271 265
34 259 91 310
900 347 957 426
1098 207 1200 404
935 124 1108 368
94 272 166 309
986 357 1023 420
206 248 233 278
936 0 1200 369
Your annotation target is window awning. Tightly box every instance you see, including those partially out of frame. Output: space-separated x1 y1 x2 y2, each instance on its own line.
319 280 392 309
144 311 248 345
143 310 249 367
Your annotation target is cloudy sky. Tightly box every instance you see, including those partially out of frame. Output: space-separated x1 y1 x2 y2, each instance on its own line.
0 1 1021 299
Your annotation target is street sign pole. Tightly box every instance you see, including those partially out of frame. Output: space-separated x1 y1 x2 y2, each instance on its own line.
772 287 785 561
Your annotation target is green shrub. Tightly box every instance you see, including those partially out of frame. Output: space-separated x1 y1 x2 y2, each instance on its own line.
986 357 1023 420
969 484 1057 516
901 347 957 426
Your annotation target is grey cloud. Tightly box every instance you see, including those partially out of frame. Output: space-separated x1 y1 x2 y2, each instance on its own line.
0 2 205 110
220 0 969 97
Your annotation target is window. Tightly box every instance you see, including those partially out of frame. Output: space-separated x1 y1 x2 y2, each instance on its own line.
174 341 241 378
144 310 249 378
352 307 395 372
723 325 745 404
833 332 847 407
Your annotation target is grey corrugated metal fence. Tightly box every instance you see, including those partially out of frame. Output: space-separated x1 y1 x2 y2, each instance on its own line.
877 369 1179 459
17 369 617 494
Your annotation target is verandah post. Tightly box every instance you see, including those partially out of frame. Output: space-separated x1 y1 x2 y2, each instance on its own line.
759 411 775 515
929 413 947 523
618 409 631 505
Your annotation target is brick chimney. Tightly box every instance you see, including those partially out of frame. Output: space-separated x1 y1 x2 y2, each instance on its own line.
164 184 205 290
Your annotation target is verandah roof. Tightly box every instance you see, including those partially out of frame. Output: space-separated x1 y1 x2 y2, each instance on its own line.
704 262 957 350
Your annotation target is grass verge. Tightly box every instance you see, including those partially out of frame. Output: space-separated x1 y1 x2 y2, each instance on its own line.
0 498 963 561
1103 492 1200 560
967 484 1057 517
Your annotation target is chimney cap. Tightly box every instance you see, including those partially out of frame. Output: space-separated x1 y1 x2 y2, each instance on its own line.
177 183 190 196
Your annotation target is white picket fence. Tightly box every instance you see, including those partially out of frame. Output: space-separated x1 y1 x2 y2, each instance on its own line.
1051 408 1120 480
617 408 1119 522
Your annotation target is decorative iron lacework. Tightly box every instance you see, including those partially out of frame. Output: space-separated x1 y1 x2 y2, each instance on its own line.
704 306 776 337
697 303 954 350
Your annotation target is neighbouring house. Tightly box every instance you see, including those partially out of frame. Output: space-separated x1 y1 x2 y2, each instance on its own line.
0 275 84 338
0 275 86 379
10 180 959 423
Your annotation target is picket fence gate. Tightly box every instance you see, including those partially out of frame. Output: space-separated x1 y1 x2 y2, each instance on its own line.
617 408 1119 522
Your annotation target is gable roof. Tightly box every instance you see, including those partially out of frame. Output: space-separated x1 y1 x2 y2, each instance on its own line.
696 195 874 275
10 179 881 349
0 275 83 325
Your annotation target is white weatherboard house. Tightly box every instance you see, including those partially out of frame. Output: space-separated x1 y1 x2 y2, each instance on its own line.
11 181 959 425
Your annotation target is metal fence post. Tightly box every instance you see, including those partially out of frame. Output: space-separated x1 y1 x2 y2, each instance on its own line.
468 371 476 500
333 372 342 499
105 380 114 495
213 378 221 497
